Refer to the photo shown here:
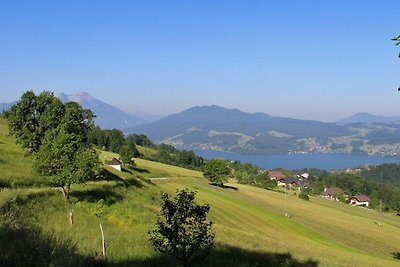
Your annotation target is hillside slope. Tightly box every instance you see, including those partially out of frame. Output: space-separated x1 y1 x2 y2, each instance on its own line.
1 118 400 266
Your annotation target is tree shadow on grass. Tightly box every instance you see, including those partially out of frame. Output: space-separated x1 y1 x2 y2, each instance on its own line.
112 244 319 267
70 187 124 205
133 167 151 173
121 178 144 188
0 221 105 267
97 168 144 188
98 168 125 182
0 193 105 267
210 183 238 190
139 177 155 186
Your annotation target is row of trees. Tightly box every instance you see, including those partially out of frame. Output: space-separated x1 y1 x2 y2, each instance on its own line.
151 144 204 170
6 91 100 199
203 159 277 189
87 126 150 157
87 126 205 170
231 161 277 189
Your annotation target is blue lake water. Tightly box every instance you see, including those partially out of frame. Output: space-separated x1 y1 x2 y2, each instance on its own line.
194 150 400 170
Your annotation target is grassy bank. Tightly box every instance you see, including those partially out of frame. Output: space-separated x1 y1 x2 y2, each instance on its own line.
1 117 400 266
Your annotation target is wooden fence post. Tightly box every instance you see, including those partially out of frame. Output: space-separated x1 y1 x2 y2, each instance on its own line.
100 223 106 259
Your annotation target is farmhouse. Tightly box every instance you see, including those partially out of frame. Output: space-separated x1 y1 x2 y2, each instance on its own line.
107 157 122 171
349 194 370 207
269 171 286 186
289 178 309 191
269 171 286 181
320 187 347 201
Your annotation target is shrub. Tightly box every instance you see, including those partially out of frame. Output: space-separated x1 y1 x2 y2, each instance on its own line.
299 192 309 201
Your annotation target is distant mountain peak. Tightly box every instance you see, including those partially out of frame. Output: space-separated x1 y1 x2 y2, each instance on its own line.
2 92 162 130
185 105 257 115
339 112 400 124
55 91 151 129
57 92 94 102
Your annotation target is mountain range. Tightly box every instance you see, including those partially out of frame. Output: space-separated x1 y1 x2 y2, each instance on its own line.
2 93 400 155
1 92 162 130
140 106 400 155
130 105 400 156
129 105 352 153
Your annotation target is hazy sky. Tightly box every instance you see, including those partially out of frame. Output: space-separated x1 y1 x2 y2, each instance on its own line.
1 1 399 121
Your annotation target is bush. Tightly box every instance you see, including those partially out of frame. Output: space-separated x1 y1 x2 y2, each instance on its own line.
299 192 309 201
149 189 214 266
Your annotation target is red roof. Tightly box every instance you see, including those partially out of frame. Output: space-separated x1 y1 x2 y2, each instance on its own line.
320 187 344 196
351 194 370 202
108 158 122 165
269 171 286 180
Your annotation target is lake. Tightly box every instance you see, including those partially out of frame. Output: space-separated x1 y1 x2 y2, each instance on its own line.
193 150 400 170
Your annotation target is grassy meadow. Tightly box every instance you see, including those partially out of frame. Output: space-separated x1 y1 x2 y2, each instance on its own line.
1 117 400 266
0 117 49 187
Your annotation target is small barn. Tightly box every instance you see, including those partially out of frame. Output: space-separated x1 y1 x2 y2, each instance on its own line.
349 194 370 207
107 158 122 171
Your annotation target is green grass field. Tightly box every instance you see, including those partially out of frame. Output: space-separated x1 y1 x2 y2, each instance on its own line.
1 117 400 266
0 117 49 187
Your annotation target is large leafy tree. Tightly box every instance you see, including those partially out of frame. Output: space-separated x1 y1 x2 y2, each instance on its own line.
34 102 99 199
7 91 99 199
149 189 214 267
203 158 231 186
6 91 64 154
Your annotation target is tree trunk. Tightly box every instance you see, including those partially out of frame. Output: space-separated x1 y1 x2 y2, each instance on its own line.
60 185 70 200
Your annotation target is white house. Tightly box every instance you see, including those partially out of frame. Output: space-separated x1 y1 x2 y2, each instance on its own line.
107 158 122 171
300 173 309 179
349 194 370 207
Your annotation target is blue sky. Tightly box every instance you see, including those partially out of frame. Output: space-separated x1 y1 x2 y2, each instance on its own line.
0 1 399 121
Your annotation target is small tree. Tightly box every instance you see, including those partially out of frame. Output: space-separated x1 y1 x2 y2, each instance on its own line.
120 145 136 165
149 189 214 267
203 159 230 186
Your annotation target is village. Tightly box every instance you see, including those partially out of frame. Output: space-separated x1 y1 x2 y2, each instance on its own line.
107 156 372 208
268 170 371 207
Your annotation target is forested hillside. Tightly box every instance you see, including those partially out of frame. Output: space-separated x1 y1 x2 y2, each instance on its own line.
360 164 400 184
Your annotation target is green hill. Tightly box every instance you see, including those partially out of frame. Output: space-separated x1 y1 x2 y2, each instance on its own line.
1 117 400 266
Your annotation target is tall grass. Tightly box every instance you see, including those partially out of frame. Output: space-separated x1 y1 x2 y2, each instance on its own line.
0 117 50 187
